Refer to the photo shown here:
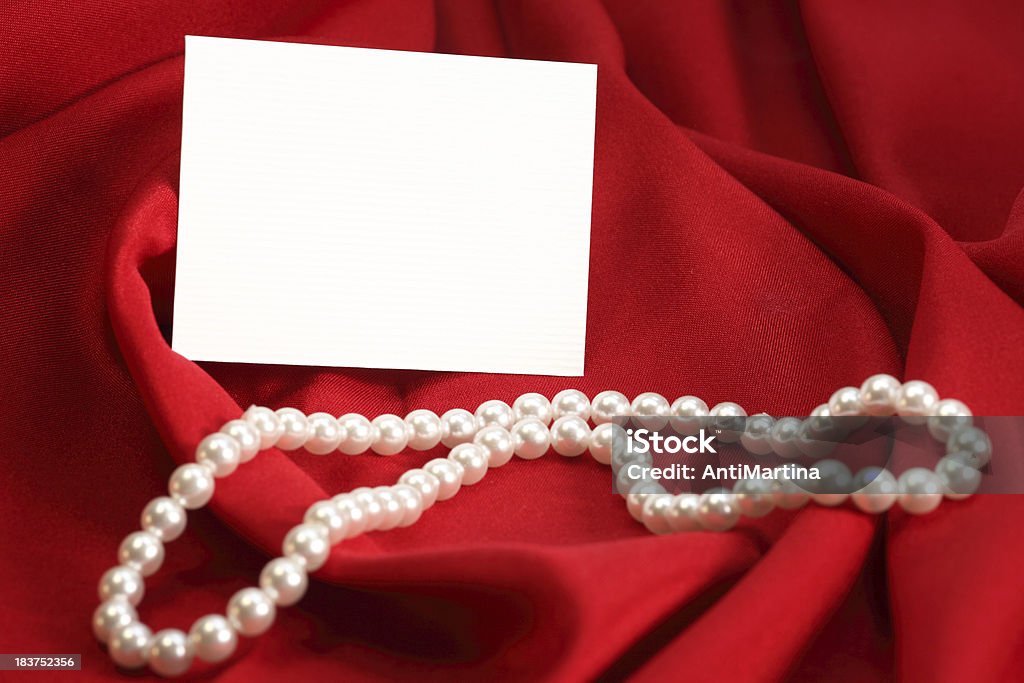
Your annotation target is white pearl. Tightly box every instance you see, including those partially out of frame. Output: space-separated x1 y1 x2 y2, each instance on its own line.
92 598 137 643
740 414 775 456
168 463 215 509
895 380 939 425
146 628 193 677
936 453 982 500
631 392 669 430
666 493 701 532
811 459 853 506
710 402 746 443
259 557 308 606
473 425 514 467
828 386 864 416
331 493 369 538
227 588 276 637
305 412 344 455
591 390 630 424
512 392 553 425
98 565 144 605
118 531 165 577
404 409 442 450
625 481 667 521
439 408 477 448
220 419 261 462
448 443 488 485
616 462 655 495
398 469 441 508
669 396 709 435
423 458 464 500
807 403 840 440
511 418 550 460
611 443 652 476
551 389 592 421
850 467 898 513
897 467 944 514
475 400 515 430
392 484 425 526
795 419 835 458
371 486 405 530
189 614 237 664
734 478 778 518
859 374 901 416
696 490 740 531
946 427 992 468
194 433 242 478
370 414 409 456
243 406 284 448
549 415 591 457
641 494 673 534
775 472 811 510
588 422 621 465
140 496 186 542
108 621 152 669
337 413 375 455
282 523 330 571
274 408 309 450
304 500 347 544
769 417 802 459
927 399 973 441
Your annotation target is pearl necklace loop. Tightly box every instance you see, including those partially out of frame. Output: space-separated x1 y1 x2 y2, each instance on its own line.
93 375 988 677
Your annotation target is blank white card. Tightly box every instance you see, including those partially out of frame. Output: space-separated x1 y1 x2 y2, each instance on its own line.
173 36 597 376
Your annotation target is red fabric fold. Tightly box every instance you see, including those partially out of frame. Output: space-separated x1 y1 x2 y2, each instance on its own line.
2 1 1023 681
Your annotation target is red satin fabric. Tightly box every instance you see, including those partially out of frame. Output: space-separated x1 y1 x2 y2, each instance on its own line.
2 2 1024 681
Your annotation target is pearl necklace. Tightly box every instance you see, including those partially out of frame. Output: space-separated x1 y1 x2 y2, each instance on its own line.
93 374 991 677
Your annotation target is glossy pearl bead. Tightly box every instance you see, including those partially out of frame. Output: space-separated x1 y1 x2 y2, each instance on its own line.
98 565 144 606
282 523 330 571
227 588 276 637
189 614 237 664
850 467 898 513
591 390 630 424
398 469 441 508
274 407 309 450
512 393 553 425
896 380 939 425
811 459 854 506
439 408 477 448
770 417 802 459
669 395 709 434
641 494 673 534
371 486 405 530
370 414 409 456
243 406 284 448
423 459 464 500
946 427 992 468
92 598 137 643
195 433 242 477
473 425 515 467
587 422 621 465
666 493 701 532
631 392 669 429
220 418 261 462
392 484 425 526
168 463 215 509
259 557 308 606
551 389 592 421
305 412 344 455
740 413 775 456
448 443 488 485
140 496 186 542
859 374 900 416
109 621 152 669
475 399 515 430
404 409 442 450
898 467 944 514
696 491 740 531
734 478 778 518
927 399 973 441
549 415 591 457
118 531 165 577
147 628 194 678
936 453 982 500
511 418 550 460
337 413 376 455
304 500 347 544
775 472 811 510
828 386 864 417
331 493 370 538
626 480 667 521
709 402 746 443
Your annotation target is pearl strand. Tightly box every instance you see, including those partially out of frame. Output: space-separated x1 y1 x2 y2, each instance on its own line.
93 376 988 677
